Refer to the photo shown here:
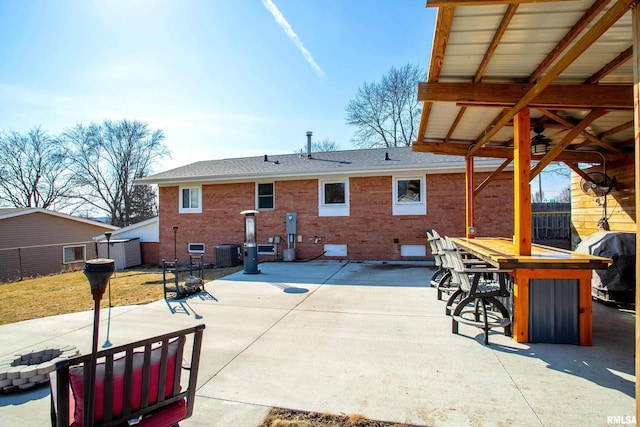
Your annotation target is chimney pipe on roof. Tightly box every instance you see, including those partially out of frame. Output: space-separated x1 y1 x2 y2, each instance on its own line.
306 131 312 158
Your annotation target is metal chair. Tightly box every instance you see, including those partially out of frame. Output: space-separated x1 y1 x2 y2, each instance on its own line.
50 324 205 427
426 230 446 287
444 237 511 345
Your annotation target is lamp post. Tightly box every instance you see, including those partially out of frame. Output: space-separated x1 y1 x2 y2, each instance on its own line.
83 258 115 427
173 225 178 261
103 232 113 348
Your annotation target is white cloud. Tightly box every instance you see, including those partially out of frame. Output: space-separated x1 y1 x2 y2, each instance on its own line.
261 0 326 79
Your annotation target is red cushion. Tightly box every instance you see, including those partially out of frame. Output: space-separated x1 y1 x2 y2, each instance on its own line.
68 339 183 427
137 398 187 427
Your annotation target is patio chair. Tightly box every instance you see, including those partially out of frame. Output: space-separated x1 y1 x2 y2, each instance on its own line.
426 230 446 287
50 324 205 427
444 237 511 344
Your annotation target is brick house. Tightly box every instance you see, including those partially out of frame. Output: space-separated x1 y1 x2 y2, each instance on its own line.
137 146 514 264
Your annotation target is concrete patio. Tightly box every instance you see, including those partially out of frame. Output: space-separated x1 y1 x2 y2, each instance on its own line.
0 260 635 426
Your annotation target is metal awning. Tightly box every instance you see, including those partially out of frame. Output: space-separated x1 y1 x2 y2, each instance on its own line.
414 0 634 165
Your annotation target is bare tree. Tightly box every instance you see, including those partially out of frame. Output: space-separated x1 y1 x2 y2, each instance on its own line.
64 120 169 226
0 127 73 209
297 138 341 153
345 63 424 148
556 186 571 203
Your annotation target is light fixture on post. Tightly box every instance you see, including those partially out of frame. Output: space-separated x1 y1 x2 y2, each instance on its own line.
83 258 115 426
173 225 178 261
103 231 113 349
531 126 551 155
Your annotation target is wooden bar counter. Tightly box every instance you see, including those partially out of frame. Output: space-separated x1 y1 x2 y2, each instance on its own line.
450 237 611 345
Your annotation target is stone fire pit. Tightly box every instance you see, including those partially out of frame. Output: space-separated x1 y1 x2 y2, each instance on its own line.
0 345 78 393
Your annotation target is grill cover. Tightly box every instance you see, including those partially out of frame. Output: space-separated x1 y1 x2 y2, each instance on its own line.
575 231 636 294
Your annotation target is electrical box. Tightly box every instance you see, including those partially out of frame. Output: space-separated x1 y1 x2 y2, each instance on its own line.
285 212 297 235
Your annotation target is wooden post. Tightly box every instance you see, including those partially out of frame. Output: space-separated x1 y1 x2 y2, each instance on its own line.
465 157 475 238
632 4 640 422
513 108 532 256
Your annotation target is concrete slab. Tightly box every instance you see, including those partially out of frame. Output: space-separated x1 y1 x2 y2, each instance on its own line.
0 260 635 427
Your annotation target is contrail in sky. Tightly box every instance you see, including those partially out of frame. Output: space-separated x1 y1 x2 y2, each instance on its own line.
261 0 326 79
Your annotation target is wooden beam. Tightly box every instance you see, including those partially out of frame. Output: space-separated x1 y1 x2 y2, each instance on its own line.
563 161 596 183
466 158 476 238
427 0 575 6
443 4 517 142
417 7 454 143
418 82 632 109
467 0 635 157
475 4 518 82
445 107 466 143
514 108 532 256
632 5 640 420
528 0 612 83
474 159 512 196
584 46 633 84
598 120 634 138
537 108 620 152
530 108 609 179
412 140 611 163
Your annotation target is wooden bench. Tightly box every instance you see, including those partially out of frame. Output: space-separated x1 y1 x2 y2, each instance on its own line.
50 324 205 427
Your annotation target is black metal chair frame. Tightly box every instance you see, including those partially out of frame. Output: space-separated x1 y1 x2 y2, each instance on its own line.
443 237 512 345
50 324 205 427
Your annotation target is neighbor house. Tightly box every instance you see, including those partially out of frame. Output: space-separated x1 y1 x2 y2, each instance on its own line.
0 208 118 282
137 146 514 264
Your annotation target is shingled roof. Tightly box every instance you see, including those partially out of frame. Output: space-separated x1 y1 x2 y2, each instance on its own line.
137 146 508 185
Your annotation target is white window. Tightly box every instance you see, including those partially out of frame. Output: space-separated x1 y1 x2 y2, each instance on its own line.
256 183 274 210
188 243 205 253
393 177 426 215
319 179 349 217
179 186 202 213
63 245 86 264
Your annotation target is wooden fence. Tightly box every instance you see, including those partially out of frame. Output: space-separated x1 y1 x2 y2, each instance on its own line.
532 203 571 244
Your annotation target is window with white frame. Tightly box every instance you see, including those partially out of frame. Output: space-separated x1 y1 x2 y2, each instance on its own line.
63 245 86 264
319 179 349 216
393 176 426 216
256 183 274 210
188 243 205 253
179 186 202 213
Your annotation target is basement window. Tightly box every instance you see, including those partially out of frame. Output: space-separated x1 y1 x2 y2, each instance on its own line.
63 245 86 264
188 243 205 253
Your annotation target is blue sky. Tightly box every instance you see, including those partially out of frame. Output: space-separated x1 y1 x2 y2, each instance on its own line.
0 0 435 173
0 1 569 198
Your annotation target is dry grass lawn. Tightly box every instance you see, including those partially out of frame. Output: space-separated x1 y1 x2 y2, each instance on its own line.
0 265 242 325
259 408 413 427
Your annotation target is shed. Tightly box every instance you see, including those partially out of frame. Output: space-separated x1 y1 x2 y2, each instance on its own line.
97 238 142 270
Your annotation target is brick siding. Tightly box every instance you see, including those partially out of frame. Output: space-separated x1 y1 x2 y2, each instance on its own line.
158 172 514 264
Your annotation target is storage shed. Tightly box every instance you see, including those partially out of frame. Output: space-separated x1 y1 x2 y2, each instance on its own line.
97 238 142 270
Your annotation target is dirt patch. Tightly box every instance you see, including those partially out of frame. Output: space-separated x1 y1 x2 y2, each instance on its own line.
258 408 417 427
